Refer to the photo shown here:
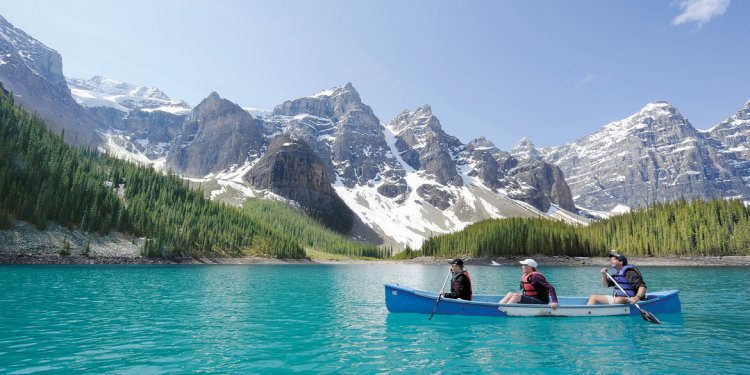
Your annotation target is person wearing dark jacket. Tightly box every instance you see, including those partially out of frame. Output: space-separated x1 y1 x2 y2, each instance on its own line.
587 252 647 305
440 258 473 300
499 258 559 310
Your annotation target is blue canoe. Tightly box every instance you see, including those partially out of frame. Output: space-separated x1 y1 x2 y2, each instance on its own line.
385 283 681 318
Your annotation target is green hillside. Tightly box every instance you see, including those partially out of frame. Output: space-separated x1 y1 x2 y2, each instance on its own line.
420 198 750 258
1 84 381 259
242 198 389 258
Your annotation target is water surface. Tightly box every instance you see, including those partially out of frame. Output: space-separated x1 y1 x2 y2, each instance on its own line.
1 264 748 373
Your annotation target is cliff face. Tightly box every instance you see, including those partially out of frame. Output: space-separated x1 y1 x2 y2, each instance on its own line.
537 102 750 211
166 92 265 177
388 105 463 187
506 158 576 213
244 135 354 233
467 137 576 212
708 100 750 189
0 15 103 147
272 83 406 190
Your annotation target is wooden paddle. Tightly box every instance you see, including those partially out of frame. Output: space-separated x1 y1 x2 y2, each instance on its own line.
605 273 661 324
428 269 453 320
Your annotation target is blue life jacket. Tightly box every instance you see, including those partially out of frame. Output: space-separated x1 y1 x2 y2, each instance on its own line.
611 265 640 297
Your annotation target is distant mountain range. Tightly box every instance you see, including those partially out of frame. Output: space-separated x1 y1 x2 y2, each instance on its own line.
66 75 191 115
2 14 748 249
515 101 750 213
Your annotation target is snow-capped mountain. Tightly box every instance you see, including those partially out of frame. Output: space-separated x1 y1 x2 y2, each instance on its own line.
162 84 583 248
67 75 191 115
525 101 750 212
0 14 103 147
166 92 265 177
140 84 582 248
61 76 191 168
4 13 748 250
708 99 750 186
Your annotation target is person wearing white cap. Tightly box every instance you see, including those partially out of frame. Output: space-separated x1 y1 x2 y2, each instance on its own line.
498 258 559 310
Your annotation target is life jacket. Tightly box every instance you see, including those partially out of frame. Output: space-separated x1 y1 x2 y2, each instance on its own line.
452 271 473 300
611 265 641 297
521 272 540 297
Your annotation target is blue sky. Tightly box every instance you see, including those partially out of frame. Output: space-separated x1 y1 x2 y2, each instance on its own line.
3 0 748 150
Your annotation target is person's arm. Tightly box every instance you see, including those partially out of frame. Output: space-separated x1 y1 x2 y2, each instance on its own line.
600 267 613 287
626 269 647 302
630 286 647 303
534 274 558 304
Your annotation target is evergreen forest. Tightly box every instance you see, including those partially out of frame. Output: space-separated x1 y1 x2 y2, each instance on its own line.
3 82 749 261
420 198 750 258
241 198 389 258
0 85 386 259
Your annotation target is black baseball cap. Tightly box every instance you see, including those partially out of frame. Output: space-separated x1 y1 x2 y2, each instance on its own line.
449 259 464 267
609 253 628 265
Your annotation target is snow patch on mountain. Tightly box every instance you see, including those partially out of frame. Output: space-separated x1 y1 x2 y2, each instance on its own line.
244 107 272 119
67 76 191 114
103 132 167 171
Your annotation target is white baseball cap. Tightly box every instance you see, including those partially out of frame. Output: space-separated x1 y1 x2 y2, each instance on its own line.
519 259 538 268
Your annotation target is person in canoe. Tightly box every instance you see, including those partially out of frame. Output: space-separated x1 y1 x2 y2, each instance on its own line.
439 258 473 300
499 259 559 310
586 252 647 305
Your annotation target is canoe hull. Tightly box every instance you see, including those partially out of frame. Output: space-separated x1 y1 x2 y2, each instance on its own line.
384 284 681 318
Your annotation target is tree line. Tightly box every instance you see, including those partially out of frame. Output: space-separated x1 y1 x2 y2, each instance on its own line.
241 198 390 258
4 82 748 260
0 85 327 259
420 198 750 258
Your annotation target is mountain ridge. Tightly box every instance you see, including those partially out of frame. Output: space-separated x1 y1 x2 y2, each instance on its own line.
2 13 748 250
527 101 750 212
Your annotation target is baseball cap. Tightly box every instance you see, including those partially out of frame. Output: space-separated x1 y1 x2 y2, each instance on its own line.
609 252 628 265
449 259 464 267
519 258 538 268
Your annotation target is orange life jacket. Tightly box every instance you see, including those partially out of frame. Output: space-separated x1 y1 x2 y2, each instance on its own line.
521 271 540 296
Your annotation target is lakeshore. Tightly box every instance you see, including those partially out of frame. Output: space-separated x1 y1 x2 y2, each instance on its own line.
2 221 749 266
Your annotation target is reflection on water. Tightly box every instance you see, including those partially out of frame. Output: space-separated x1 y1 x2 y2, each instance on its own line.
1 264 749 373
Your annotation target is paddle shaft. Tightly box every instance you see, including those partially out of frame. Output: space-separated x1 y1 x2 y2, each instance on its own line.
605 272 659 323
428 269 453 320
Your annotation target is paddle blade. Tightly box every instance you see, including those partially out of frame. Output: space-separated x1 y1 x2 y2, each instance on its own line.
640 309 661 324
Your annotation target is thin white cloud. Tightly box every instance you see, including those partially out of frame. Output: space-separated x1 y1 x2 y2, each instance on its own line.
672 0 731 28
580 74 596 85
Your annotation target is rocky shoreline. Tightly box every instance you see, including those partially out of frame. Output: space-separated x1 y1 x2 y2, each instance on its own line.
2 221 749 266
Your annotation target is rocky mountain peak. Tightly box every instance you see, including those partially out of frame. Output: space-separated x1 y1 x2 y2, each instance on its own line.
191 92 241 120
0 15 103 147
582 101 697 152
414 104 432 115
709 98 750 133
707 97 750 180
541 100 750 212
631 101 684 125
466 136 496 150
511 137 541 161
0 15 65 89
388 105 441 134
387 106 463 186
66 75 190 113
166 92 264 177
244 134 354 233
732 98 750 121
273 83 368 122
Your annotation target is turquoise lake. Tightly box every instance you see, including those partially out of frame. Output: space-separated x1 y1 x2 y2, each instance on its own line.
1 264 749 374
